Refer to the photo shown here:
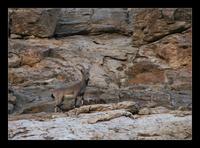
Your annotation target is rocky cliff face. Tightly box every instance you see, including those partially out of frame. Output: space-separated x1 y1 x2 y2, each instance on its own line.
8 8 192 140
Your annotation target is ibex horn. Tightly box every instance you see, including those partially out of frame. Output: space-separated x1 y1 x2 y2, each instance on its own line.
75 64 85 71
76 64 91 71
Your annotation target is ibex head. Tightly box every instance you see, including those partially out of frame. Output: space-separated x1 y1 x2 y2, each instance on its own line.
76 64 91 82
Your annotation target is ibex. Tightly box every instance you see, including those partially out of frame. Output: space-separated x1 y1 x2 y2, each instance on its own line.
51 65 90 112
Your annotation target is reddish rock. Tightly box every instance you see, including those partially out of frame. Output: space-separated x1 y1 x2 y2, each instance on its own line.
20 49 43 67
132 8 191 47
128 70 165 85
155 30 192 69
126 61 165 85
8 68 27 84
138 27 192 69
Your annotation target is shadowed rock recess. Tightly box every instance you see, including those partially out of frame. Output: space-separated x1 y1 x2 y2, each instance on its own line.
8 8 192 140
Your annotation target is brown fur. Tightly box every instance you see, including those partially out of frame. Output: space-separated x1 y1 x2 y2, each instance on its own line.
52 65 90 112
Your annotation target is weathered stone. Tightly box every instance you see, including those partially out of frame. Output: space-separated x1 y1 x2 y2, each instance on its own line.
8 52 21 68
90 8 129 34
154 32 192 69
174 8 192 22
132 8 191 47
128 70 165 85
7 8 192 140
8 9 192 116
8 103 14 114
165 67 192 91
8 32 192 114
10 34 23 39
10 8 60 37
8 93 17 105
8 68 27 84
83 87 106 105
82 110 134 124
66 101 139 116
138 107 151 115
20 101 55 114
8 110 192 140
126 61 165 85
138 106 170 115
20 49 43 67
89 64 108 88
119 85 175 109
99 89 120 103
55 8 132 36
55 8 92 36
168 90 192 110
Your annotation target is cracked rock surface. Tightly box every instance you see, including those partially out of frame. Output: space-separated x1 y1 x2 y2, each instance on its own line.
8 104 192 140
8 8 192 140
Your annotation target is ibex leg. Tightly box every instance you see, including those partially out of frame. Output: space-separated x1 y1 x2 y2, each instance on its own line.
74 97 77 108
81 96 84 105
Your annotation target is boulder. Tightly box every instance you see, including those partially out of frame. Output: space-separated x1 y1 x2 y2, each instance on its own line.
90 8 129 34
132 8 191 47
10 8 60 37
55 8 92 36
